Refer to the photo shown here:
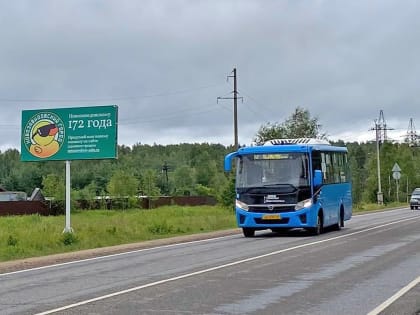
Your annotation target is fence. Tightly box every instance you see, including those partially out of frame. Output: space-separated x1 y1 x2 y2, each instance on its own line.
0 201 50 216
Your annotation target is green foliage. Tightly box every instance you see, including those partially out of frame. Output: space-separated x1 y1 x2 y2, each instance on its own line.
7 235 18 246
254 106 325 144
0 143 231 206
107 170 139 198
220 175 236 209
173 165 196 196
2 108 420 209
60 232 79 246
73 182 97 201
42 174 65 200
106 226 117 235
141 169 161 196
195 184 213 196
0 206 236 262
148 221 174 234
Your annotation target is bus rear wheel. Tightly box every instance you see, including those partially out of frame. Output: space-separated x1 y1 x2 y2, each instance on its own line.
242 228 255 237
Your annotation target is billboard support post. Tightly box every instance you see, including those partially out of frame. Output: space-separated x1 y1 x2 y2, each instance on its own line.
21 105 118 234
64 160 73 233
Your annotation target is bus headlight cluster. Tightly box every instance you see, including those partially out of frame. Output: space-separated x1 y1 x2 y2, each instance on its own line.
236 199 249 211
295 198 313 211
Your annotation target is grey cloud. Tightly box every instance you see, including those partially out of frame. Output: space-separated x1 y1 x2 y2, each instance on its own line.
1 0 420 151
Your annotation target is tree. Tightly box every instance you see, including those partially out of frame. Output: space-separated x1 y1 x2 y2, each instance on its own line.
107 170 139 198
42 174 65 200
141 169 161 196
254 107 326 144
173 165 196 196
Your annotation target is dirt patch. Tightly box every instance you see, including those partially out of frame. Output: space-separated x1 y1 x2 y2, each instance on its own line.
0 229 240 274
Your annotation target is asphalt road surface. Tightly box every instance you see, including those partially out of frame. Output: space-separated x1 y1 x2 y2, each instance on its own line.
1 208 420 315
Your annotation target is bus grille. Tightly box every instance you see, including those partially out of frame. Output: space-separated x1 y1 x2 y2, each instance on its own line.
255 218 289 224
248 205 295 213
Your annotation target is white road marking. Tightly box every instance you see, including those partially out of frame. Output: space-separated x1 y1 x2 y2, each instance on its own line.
34 216 417 315
1 208 409 277
0 234 238 277
366 275 420 315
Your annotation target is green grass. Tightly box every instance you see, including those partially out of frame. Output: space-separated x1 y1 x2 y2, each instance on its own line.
0 206 236 262
1 202 407 263
353 201 408 213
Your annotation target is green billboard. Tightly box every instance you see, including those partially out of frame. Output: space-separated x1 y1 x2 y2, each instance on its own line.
21 105 118 161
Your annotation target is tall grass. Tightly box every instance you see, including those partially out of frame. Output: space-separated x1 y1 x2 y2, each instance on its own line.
1 203 404 262
353 201 407 213
0 206 236 262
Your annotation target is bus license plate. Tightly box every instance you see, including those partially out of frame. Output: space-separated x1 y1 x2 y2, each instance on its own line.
262 214 281 220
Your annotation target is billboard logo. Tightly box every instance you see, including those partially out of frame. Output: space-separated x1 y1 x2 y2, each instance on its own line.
23 112 65 159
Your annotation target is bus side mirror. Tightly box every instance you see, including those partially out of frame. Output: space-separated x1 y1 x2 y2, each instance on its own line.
314 170 322 187
224 152 239 172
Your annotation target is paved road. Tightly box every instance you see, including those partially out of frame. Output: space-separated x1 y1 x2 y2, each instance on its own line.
1 208 420 315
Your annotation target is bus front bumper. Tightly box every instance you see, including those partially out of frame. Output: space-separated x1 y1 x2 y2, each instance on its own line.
235 207 315 229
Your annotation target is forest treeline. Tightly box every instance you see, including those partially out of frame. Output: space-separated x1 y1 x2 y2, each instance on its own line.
0 143 234 206
1 107 419 207
1 140 419 207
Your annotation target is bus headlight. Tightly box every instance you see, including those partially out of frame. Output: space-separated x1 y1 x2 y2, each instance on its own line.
295 198 313 211
236 199 249 211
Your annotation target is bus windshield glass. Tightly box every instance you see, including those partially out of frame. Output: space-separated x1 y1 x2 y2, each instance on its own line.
236 152 310 189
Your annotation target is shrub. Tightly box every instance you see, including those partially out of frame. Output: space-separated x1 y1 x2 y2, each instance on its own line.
60 232 79 246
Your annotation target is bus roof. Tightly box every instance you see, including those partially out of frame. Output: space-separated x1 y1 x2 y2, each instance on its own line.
237 138 347 155
264 138 330 146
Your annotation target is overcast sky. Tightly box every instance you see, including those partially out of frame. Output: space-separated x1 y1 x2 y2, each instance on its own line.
1 0 419 152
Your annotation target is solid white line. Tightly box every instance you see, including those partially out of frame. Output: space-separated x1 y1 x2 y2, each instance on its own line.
366 275 420 315
34 216 417 315
0 234 238 277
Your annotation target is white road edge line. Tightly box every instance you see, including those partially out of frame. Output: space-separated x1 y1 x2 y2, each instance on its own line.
366 276 420 315
34 216 416 315
0 234 237 277
1 208 409 277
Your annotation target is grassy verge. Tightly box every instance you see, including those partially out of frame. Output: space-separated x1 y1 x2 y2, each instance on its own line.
0 205 236 262
0 202 408 263
353 202 408 213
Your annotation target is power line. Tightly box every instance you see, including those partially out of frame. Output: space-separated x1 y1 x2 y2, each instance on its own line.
120 106 218 125
0 83 224 103
237 89 274 121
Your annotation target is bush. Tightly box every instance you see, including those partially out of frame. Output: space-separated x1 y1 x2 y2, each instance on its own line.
148 221 173 235
60 232 79 246
7 235 18 246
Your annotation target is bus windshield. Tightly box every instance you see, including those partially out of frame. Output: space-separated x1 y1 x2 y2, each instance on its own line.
236 152 309 189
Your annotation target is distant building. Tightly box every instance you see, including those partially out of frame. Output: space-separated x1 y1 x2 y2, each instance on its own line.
0 191 27 201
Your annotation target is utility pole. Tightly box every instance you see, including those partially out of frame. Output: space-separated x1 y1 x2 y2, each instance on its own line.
406 118 418 147
162 161 170 195
370 110 394 205
233 68 238 151
217 68 243 151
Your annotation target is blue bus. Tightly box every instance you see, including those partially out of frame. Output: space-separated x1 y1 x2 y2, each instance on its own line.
224 138 352 237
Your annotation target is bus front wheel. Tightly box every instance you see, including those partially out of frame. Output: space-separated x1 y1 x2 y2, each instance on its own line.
243 228 255 237
334 209 344 231
311 213 323 235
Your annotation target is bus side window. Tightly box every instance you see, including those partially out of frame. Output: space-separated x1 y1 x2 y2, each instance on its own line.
312 151 322 172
